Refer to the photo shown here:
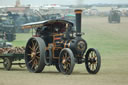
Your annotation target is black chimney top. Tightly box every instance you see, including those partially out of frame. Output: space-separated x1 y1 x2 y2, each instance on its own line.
75 9 82 36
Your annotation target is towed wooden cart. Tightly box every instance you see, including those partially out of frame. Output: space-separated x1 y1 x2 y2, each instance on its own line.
0 52 25 70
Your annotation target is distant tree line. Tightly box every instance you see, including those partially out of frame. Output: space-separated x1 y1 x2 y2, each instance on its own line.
69 4 128 8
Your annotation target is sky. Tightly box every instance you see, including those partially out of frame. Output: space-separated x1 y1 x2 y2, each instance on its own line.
0 0 128 6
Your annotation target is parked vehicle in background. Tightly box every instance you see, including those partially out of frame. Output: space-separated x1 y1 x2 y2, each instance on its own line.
0 30 12 47
0 14 16 42
108 9 121 23
62 14 76 26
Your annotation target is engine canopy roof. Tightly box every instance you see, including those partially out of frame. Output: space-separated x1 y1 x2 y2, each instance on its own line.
22 19 74 30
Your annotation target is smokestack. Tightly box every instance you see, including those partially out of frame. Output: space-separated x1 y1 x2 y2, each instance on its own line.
75 9 82 34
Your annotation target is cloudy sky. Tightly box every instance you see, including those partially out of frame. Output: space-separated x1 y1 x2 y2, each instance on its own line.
0 0 128 6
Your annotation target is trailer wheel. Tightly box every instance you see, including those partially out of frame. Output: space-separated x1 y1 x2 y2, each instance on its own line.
3 57 12 70
25 37 46 73
59 48 75 75
85 48 101 74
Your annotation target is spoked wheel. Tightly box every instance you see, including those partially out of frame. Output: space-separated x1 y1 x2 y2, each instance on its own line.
85 48 101 74
59 48 75 75
3 57 12 71
25 37 46 73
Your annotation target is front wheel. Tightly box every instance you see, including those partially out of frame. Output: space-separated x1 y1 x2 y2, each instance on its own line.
59 48 75 75
85 48 101 74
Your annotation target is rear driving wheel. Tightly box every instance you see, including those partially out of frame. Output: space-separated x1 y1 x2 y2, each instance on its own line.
25 37 46 73
85 48 101 74
59 48 75 75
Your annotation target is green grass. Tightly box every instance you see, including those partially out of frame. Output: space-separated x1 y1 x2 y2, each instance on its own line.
82 16 128 56
11 33 32 47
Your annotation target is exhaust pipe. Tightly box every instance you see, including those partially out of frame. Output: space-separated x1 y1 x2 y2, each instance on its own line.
75 9 82 35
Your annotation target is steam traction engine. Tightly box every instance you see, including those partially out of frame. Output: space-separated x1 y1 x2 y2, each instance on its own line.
22 10 101 75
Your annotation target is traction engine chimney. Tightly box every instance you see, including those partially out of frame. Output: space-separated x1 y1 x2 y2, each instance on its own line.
75 9 82 36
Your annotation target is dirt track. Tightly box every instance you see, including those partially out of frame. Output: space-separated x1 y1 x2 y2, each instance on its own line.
0 16 128 85
0 62 128 85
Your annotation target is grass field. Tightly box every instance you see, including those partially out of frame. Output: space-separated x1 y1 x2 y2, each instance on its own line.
0 16 128 85
11 33 32 47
